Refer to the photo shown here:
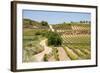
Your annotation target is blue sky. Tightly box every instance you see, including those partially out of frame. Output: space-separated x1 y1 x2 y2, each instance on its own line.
23 10 91 24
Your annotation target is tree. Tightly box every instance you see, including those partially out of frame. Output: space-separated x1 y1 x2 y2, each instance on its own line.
89 21 91 24
63 22 66 25
85 21 88 24
82 21 85 23
71 21 73 23
80 21 83 23
48 32 62 46
41 21 48 26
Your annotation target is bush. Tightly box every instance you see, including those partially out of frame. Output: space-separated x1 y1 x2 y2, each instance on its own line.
41 31 49 37
41 21 48 26
48 32 62 46
35 31 41 35
43 54 48 61
52 48 59 61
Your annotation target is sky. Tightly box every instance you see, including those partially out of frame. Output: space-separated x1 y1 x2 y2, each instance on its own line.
23 10 91 24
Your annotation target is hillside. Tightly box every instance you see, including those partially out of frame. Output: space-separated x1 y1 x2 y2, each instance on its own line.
23 19 49 29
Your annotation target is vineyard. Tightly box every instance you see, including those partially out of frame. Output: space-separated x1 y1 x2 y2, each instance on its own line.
53 23 91 60
23 19 91 62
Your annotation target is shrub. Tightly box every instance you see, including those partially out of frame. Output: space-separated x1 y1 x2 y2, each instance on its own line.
52 48 59 61
48 32 62 46
43 54 48 61
35 31 41 35
41 21 48 26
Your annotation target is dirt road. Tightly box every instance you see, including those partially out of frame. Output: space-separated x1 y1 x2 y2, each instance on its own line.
33 39 52 62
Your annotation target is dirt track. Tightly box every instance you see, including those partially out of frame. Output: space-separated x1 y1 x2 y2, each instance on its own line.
33 39 52 61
